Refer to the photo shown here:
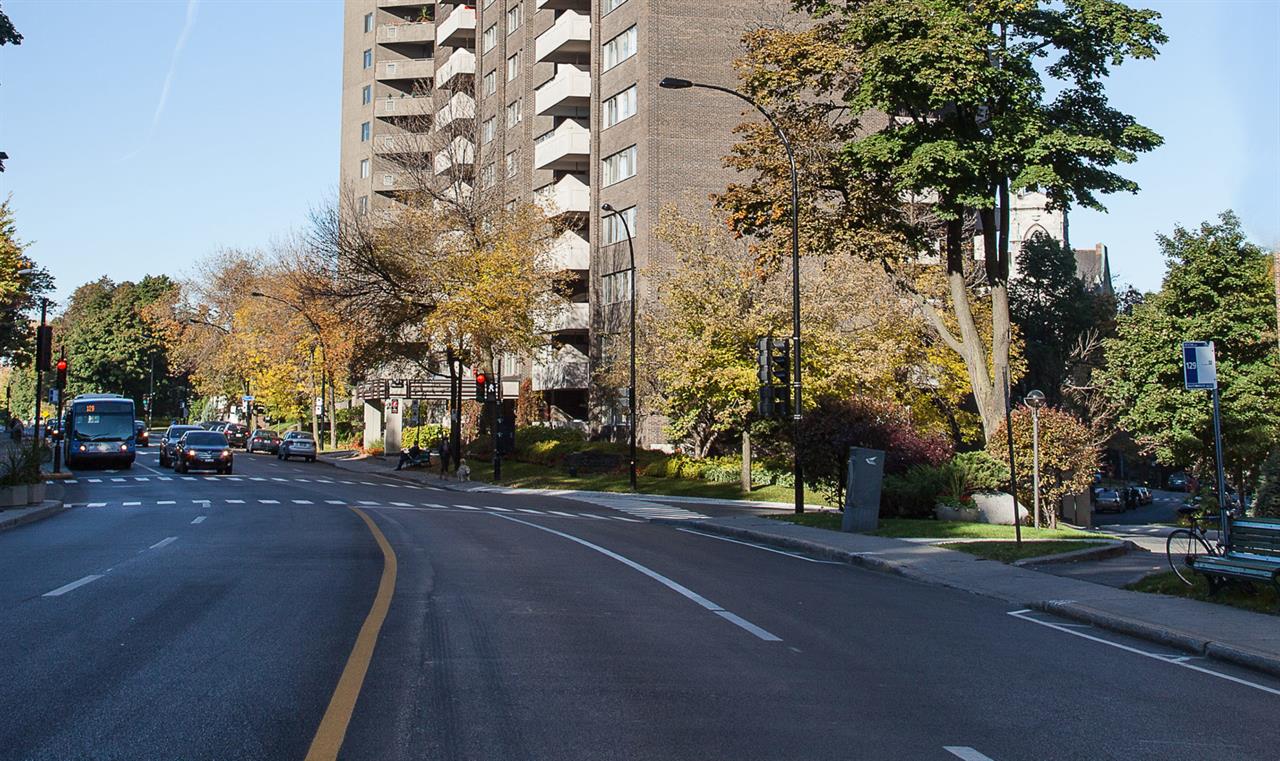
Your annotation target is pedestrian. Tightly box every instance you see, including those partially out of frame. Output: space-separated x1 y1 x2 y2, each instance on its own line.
396 442 422 471
439 436 451 477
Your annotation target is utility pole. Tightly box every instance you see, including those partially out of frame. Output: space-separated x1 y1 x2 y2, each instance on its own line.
31 298 50 464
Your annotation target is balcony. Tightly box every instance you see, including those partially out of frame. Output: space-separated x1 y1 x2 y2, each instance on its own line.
535 66 590 117
376 22 434 45
435 4 476 48
374 171 419 194
434 135 475 175
375 132 432 156
537 301 590 335
435 48 476 88
376 58 434 83
378 0 429 8
435 92 476 131
545 230 589 272
533 120 590 171
375 95 433 123
535 174 589 220
534 11 590 65
532 344 590 392
536 0 589 11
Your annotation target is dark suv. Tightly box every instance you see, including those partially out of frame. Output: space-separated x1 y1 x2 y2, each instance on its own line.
174 431 234 474
159 424 203 468
223 423 249 448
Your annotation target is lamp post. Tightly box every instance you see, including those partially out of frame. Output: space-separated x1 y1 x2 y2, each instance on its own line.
1024 389 1046 530
251 291 331 450
601 202 638 491
660 76 804 513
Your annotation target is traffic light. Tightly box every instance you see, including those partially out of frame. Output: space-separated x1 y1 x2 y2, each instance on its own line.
475 372 488 402
35 325 53 372
55 357 67 390
755 337 790 418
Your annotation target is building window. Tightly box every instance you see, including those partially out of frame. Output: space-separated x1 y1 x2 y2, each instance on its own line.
481 163 496 189
363 13 374 33
506 99 522 127
359 159 370 178
506 3 522 33
382 173 394 187
483 70 497 96
601 205 636 245
506 53 520 81
361 85 372 106
601 270 632 304
362 49 373 69
481 117 497 144
602 0 628 13
483 24 498 53
357 195 369 214
360 121 371 142
602 26 636 71
505 150 518 178
603 85 637 128
601 145 637 186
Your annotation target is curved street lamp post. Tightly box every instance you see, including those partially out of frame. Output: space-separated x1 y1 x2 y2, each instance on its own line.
600 203 638 491
659 76 804 514
1024 389 1047 529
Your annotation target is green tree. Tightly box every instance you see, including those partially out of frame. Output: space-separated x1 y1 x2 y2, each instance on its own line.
0 199 53 362
1099 212 1280 486
722 0 1166 440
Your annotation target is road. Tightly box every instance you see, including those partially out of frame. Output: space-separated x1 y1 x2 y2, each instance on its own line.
0 449 1276 760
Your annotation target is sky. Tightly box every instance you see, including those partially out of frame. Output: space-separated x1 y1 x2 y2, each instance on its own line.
0 0 1276 305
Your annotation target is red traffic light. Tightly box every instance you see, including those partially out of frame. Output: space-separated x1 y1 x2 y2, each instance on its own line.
475 372 487 385
56 359 67 372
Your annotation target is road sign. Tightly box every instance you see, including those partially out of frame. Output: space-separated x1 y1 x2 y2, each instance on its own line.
48 388 59 405
242 395 255 402
1182 341 1217 390
356 380 389 400
408 377 453 400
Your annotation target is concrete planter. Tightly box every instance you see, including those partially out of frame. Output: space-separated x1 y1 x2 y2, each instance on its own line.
971 492 1030 526
934 503 980 522
0 485 27 508
26 482 45 505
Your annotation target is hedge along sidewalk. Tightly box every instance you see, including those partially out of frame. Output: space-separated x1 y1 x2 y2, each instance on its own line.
656 514 1280 679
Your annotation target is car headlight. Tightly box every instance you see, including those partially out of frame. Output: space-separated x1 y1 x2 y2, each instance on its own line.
221 450 231 458
78 444 87 452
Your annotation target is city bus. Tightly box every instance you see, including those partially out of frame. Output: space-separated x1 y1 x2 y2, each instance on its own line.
63 394 137 469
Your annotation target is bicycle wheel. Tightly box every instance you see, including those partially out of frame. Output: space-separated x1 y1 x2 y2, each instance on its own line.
1166 529 1213 586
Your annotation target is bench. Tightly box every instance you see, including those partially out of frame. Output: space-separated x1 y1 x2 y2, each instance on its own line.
395 451 431 470
1189 518 1280 599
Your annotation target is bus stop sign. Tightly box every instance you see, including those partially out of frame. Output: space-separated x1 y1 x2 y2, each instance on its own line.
1182 341 1217 390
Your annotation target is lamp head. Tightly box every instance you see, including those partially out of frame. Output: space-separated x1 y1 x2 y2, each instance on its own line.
601 203 616 213
1024 389 1047 409
250 291 266 298
659 77 693 90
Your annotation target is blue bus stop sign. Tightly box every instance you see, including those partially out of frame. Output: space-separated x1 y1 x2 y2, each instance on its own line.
1182 341 1217 390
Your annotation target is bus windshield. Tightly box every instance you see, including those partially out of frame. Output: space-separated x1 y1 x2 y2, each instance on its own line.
72 402 135 442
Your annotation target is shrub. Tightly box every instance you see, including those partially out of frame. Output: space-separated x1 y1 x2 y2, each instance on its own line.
881 466 947 518
363 437 385 457
987 407 1098 526
1254 448 1280 518
953 450 1010 493
401 424 446 450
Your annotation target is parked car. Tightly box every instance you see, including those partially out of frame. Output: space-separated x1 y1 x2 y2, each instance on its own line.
134 420 150 447
278 431 317 462
173 430 234 474
1093 488 1124 513
223 423 249 448
198 420 221 430
1168 472 1190 491
159 424 204 468
247 429 281 454
1134 486 1153 505
1121 485 1140 509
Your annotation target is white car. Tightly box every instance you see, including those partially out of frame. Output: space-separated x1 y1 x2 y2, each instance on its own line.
278 431 317 462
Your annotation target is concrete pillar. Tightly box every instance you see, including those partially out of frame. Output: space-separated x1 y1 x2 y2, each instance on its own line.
363 400 381 451
385 398 403 454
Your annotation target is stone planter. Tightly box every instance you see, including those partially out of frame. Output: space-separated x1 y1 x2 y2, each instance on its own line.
934 503 979 522
971 492 1030 526
26 482 45 505
0 484 27 508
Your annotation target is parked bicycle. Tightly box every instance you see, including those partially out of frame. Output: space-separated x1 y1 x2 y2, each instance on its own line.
1165 505 1233 585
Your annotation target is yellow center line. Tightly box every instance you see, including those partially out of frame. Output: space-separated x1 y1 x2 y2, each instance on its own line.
305 507 398 761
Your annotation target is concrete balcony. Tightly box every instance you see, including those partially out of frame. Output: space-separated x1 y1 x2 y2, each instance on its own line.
435 48 476 88
545 230 589 272
534 174 589 220
375 95 433 121
379 0 429 8
375 171 419 194
435 92 476 131
375 132 432 156
537 301 590 335
532 344 590 392
534 11 590 65
533 120 590 171
434 135 475 175
435 4 476 48
377 22 434 45
536 0 590 11
376 58 434 83
534 66 590 117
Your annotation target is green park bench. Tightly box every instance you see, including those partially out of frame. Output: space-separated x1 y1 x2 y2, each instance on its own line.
1189 518 1280 602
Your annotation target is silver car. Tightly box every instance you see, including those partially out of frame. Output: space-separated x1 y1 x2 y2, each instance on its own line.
278 431 317 462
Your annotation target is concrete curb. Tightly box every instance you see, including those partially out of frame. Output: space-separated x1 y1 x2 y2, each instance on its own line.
0 500 67 533
1011 540 1137 567
663 518 1280 679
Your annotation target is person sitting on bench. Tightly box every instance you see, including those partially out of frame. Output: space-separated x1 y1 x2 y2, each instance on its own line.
396 443 426 470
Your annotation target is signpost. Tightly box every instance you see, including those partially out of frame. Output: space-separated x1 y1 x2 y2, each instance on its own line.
1183 341 1229 542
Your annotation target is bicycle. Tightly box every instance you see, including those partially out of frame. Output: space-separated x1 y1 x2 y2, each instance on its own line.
1165 505 1229 586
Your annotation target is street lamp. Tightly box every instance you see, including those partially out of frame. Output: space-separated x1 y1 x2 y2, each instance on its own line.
1024 389 1047 529
660 76 804 514
601 202 638 491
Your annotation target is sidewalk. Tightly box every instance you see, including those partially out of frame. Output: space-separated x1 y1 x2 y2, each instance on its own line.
0 500 67 533
660 514 1280 678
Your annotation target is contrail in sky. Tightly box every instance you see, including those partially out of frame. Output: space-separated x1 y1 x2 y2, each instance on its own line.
121 0 199 161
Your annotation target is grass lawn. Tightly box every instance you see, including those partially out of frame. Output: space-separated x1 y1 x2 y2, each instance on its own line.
943 540 1109 563
468 459 826 503
1127 571 1278 616
769 512 1105 540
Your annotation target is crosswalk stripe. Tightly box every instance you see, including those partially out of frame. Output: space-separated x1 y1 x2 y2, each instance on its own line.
111 478 125 482
357 500 379 506
87 502 107 507
517 508 542 514
157 500 175 505
226 499 245 504
259 499 279 504
292 499 313 504
87 478 102 483
123 501 140 506
547 510 577 518
325 500 346 505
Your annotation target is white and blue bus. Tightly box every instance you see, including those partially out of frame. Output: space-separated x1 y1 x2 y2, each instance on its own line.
63 394 137 469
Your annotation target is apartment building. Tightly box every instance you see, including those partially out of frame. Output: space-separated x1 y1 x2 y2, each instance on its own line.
340 0 784 437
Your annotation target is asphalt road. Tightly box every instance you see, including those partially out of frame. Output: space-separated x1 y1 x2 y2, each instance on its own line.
0 449 1276 760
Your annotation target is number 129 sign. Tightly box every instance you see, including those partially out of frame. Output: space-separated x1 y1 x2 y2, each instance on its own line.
1182 341 1218 390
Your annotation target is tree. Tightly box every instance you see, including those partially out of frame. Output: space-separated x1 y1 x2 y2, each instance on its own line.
0 3 20 172
0 199 53 362
986 406 1098 528
1099 212 1280 487
721 2 1166 440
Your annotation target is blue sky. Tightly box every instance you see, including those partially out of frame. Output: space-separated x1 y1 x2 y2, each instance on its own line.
0 0 1276 304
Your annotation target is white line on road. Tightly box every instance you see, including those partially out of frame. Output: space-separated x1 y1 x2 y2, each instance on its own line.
292 499 314 504
63 479 78 484
458 505 480 510
158 476 172 481
675 528 845 564
250 477 266 481
181 477 196 481
360 481 377 486
547 510 577 518
259 499 280 504
87 478 102 483
226 499 245 504
517 508 542 514
609 516 644 523
495 514 783 642
272 477 288 482
390 502 412 507
484 505 512 512
123 501 141 507
86 502 107 507
358 500 379 506
135 477 150 482
111 478 126 483
944 748 997 761
149 536 178 550
191 516 207 524
325 500 346 505
157 500 175 505
43 574 103 597
1007 610 1280 697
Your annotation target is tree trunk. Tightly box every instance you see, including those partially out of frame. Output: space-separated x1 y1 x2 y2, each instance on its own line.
943 217 1001 438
